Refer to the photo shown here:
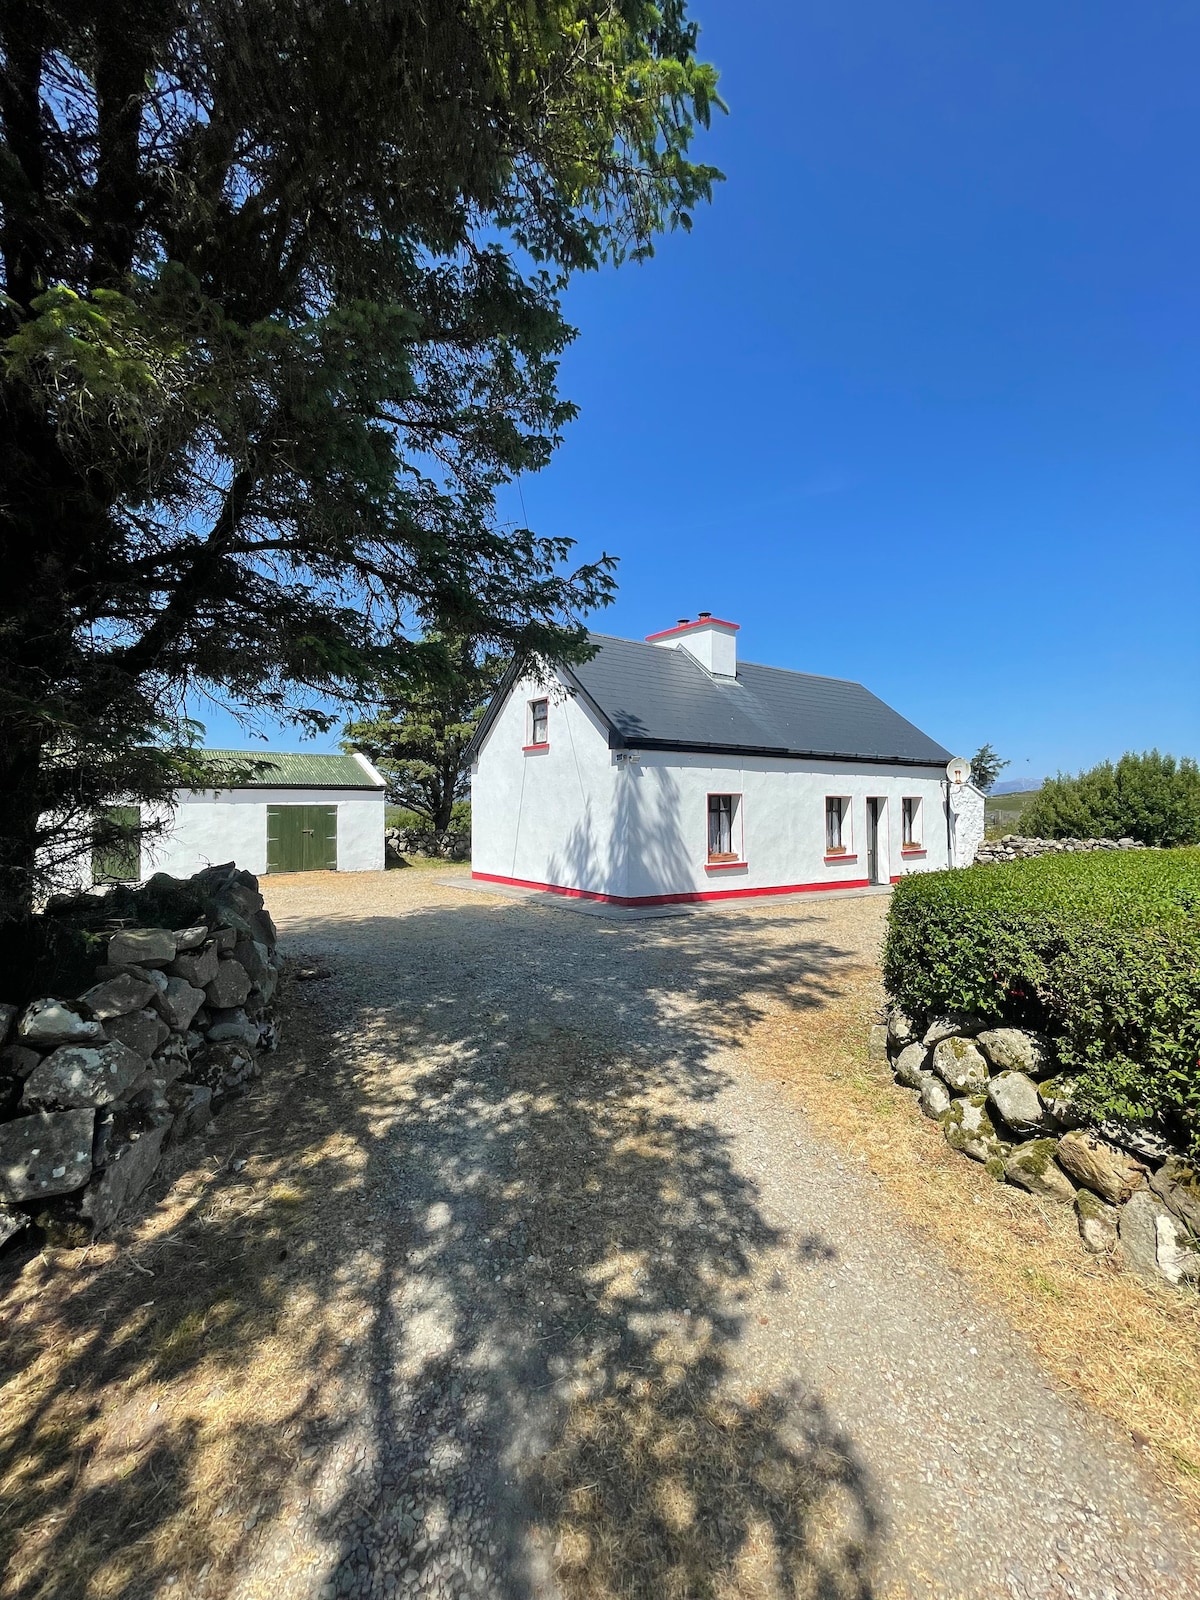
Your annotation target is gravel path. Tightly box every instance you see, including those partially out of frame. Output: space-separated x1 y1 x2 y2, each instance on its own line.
259 868 1200 1600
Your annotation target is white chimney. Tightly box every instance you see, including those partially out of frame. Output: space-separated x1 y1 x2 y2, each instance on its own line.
646 611 739 677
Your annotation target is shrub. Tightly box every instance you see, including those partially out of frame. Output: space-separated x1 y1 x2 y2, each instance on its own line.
883 850 1200 1150
1021 750 1200 846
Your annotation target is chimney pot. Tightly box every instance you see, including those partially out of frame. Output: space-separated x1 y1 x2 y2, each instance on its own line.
698 610 711 619
677 618 689 626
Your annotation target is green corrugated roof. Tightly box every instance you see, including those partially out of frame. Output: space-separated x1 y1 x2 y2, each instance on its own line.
195 751 383 789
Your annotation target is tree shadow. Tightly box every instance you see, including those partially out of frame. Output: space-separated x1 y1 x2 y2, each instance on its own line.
0 890 883 1599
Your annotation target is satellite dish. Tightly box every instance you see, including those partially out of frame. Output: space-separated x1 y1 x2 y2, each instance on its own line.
946 757 972 786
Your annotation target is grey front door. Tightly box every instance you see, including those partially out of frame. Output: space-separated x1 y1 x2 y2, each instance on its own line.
867 798 881 884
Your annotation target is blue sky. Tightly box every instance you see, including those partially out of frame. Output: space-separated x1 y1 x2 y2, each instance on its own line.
201 0 1199 783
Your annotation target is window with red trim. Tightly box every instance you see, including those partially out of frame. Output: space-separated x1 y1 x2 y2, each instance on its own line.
707 793 742 862
528 698 549 746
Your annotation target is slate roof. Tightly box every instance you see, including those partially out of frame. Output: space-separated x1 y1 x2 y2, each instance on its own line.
560 633 953 767
194 751 384 789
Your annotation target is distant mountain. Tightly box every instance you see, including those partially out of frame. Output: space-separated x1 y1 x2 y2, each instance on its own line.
990 777 1044 796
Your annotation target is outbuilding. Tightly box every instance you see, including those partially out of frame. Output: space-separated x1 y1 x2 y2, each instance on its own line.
93 750 386 884
468 616 984 907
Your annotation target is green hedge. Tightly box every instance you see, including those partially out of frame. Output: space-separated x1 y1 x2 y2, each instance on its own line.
882 850 1200 1150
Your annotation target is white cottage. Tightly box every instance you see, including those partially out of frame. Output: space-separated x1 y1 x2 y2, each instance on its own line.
468 616 984 906
92 750 386 884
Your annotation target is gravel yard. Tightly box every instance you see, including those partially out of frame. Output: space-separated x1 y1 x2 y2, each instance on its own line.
3 867 1198 1600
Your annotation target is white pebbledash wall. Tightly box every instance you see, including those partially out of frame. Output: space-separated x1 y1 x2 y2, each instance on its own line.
471 666 982 905
136 786 386 879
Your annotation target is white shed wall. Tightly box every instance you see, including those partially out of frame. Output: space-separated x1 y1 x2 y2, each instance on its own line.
136 786 385 879
471 674 967 904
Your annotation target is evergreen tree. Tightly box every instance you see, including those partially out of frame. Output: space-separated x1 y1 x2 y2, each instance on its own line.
0 1 722 921
969 744 1009 794
343 637 506 833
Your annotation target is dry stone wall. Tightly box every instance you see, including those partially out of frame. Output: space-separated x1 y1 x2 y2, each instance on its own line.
0 863 281 1251
975 835 1151 864
385 825 469 862
871 1012 1200 1288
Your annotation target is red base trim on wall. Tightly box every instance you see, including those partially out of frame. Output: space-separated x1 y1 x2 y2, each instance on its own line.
471 870 872 907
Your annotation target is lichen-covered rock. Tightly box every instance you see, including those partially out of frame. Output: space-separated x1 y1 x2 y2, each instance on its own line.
868 1023 889 1062
205 957 251 1010
232 937 271 985
1038 1074 1087 1128
0 1200 27 1248
206 1008 259 1047
166 1081 213 1144
107 927 177 967
152 1035 190 1088
0 1108 95 1201
185 1041 257 1096
1149 1156 1200 1235
213 925 237 953
942 1095 1007 1164
78 972 156 1021
173 925 209 951
922 1014 985 1048
1056 1129 1147 1206
18 998 104 1048
152 975 206 1033
1075 1189 1119 1254
931 1036 989 1093
887 1009 916 1049
103 1007 170 1060
976 1028 1052 1078
1119 1190 1200 1286
1004 1138 1076 1202
893 1042 930 1089
21 1039 146 1111
917 1072 952 1120
80 1121 168 1233
987 1070 1047 1135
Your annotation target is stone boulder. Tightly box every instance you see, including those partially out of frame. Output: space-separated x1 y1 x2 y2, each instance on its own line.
80 1121 169 1233
1148 1157 1200 1235
942 1095 1007 1165
917 1072 952 1120
205 957 252 1010
1038 1074 1087 1128
1055 1130 1147 1206
1119 1190 1200 1286
931 1036 989 1093
986 1071 1047 1135
1003 1138 1076 1202
976 1028 1052 1078
78 972 157 1021
892 1042 930 1089
0 1108 95 1201
166 1082 213 1144
2 1044 41 1080
922 1014 985 1048
868 1023 889 1063
18 998 104 1048
185 1041 257 1096
1 1200 27 1248
233 937 271 987
152 975 206 1033
107 927 177 967
173 925 209 951
887 1010 916 1049
0 1002 16 1043
206 1008 260 1047
1075 1190 1119 1254
103 1007 170 1060
169 941 219 989
21 1039 146 1111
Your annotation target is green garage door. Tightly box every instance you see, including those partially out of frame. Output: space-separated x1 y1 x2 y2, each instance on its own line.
266 805 338 873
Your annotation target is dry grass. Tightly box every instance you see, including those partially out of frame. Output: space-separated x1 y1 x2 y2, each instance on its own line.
745 957 1200 1514
0 982 378 1600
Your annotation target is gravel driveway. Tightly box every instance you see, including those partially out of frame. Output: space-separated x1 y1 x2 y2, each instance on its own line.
257 867 1200 1600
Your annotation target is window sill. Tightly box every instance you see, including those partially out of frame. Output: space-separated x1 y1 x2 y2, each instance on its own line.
706 859 747 871
824 853 858 863
522 743 550 753
901 847 927 857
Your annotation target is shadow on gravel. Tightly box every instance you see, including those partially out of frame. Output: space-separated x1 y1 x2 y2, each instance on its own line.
0 896 881 1600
